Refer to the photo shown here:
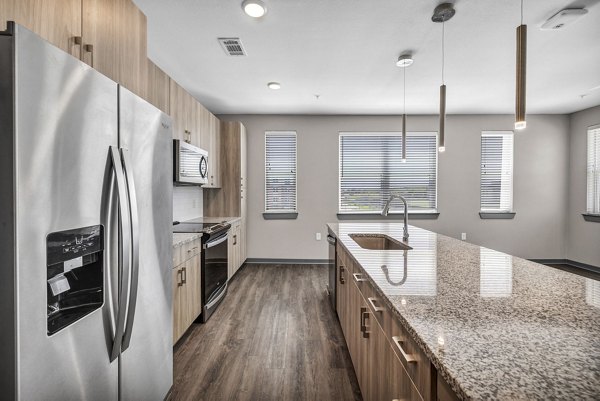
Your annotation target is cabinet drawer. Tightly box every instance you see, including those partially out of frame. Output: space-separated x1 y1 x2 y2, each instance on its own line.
389 312 431 401
182 240 201 260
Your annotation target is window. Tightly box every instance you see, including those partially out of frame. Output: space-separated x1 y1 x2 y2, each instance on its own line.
480 131 514 213
338 132 438 214
265 131 297 213
587 125 600 215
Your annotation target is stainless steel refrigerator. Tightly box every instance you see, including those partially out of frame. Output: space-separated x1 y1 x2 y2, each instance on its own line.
0 23 173 400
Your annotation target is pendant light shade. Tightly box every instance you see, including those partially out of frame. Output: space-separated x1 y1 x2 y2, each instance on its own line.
515 24 527 130
402 113 407 161
439 84 446 152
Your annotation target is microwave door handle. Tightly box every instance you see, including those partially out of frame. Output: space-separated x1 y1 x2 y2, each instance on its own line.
120 148 140 353
109 146 132 362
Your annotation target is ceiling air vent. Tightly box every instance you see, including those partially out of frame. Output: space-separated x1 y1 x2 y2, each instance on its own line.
218 38 246 56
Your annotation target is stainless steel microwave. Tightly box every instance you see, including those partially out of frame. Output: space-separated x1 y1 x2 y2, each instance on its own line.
173 139 209 185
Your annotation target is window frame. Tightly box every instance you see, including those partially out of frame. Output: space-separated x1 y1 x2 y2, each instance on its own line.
480 131 515 218
337 131 439 216
264 131 297 217
584 124 600 222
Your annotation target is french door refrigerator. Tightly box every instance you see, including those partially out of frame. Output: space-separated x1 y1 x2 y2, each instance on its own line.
0 23 173 400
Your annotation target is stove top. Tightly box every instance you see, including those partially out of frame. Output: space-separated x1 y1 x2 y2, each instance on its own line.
172 220 230 235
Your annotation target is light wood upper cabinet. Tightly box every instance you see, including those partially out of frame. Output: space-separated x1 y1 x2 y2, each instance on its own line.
147 59 170 114
1 0 82 58
169 79 189 142
82 0 147 98
116 0 147 98
1 0 147 97
204 121 247 214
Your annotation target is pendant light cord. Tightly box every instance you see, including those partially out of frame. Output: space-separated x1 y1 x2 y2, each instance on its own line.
521 0 524 25
441 20 445 85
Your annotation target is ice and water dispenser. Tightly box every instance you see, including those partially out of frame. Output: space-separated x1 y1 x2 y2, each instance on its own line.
46 225 104 335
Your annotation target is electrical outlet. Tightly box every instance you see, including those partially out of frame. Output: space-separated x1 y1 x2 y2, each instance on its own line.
316 233 322 241
461 233 467 241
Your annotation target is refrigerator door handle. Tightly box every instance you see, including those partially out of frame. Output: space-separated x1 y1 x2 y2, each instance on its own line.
120 148 140 352
109 146 132 362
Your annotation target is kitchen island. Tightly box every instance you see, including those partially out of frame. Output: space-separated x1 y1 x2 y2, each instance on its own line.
327 222 600 401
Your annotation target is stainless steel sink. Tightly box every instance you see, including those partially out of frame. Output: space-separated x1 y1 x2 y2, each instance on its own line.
349 234 412 251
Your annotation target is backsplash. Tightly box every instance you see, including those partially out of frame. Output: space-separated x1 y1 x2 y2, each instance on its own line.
173 186 203 222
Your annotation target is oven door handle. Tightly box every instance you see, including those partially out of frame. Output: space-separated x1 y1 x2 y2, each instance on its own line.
203 232 228 249
205 283 228 310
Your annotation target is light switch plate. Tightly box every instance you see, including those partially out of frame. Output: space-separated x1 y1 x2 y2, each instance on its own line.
316 233 322 241
461 233 467 241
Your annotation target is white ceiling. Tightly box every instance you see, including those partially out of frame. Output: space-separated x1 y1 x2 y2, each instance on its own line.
136 0 600 115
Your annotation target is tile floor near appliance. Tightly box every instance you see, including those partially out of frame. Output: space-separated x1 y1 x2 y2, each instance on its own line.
168 264 362 401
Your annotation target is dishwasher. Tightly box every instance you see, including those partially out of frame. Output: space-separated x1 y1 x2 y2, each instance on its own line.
327 232 337 311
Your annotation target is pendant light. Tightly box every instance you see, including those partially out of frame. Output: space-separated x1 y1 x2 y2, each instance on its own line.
397 53 413 162
432 3 455 153
515 0 527 130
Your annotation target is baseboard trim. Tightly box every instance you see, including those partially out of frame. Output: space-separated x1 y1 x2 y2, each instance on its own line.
245 258 329 265
529 258 600 274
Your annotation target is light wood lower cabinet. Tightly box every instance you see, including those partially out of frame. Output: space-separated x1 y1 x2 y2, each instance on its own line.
172 241 202 344
228 220 244 279
337 242 425 401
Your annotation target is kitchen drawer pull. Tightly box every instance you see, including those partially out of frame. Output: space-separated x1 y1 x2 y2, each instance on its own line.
181 267 187 284
177 269 183 287
360 307 370 338
339 265 346 284
368 297 385 312
353 273 367 282
392 336 416 364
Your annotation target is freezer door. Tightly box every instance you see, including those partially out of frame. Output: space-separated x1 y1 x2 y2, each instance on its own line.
118 87 173 400
13 26 119 400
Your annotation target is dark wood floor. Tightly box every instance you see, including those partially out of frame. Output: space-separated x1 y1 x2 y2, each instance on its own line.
168 264 362 401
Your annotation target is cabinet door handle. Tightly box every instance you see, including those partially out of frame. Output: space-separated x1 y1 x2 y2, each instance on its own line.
339 265 345 284
74 36 82 55
181 267 187 284
392 336 416 364
353 273 367 282
83 43 94 67
360 307 370 338
177 269 183 287
368 297 385 312
233 235 237 245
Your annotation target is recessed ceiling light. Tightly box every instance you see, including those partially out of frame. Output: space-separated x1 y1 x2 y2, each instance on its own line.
267 82 281 90
396 54 414 68
242 0 267 18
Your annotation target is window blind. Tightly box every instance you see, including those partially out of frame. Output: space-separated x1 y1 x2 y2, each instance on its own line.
339 132 437 213
265 131 297 212
588 125 600 215
481 131 514 212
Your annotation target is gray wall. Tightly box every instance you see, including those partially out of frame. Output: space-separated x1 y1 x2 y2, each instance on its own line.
566 105 600 267
220 114 570 261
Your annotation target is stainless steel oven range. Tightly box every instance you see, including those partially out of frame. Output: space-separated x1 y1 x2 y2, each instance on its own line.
173 220 230 322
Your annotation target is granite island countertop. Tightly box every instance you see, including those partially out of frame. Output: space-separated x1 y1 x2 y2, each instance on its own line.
327 222 600 401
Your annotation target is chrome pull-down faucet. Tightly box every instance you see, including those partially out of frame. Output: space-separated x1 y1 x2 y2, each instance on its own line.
381 194 409 241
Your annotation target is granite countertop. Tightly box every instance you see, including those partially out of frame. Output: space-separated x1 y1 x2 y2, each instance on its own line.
327 222 600 401
172 216 242 248
172 232 202 247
